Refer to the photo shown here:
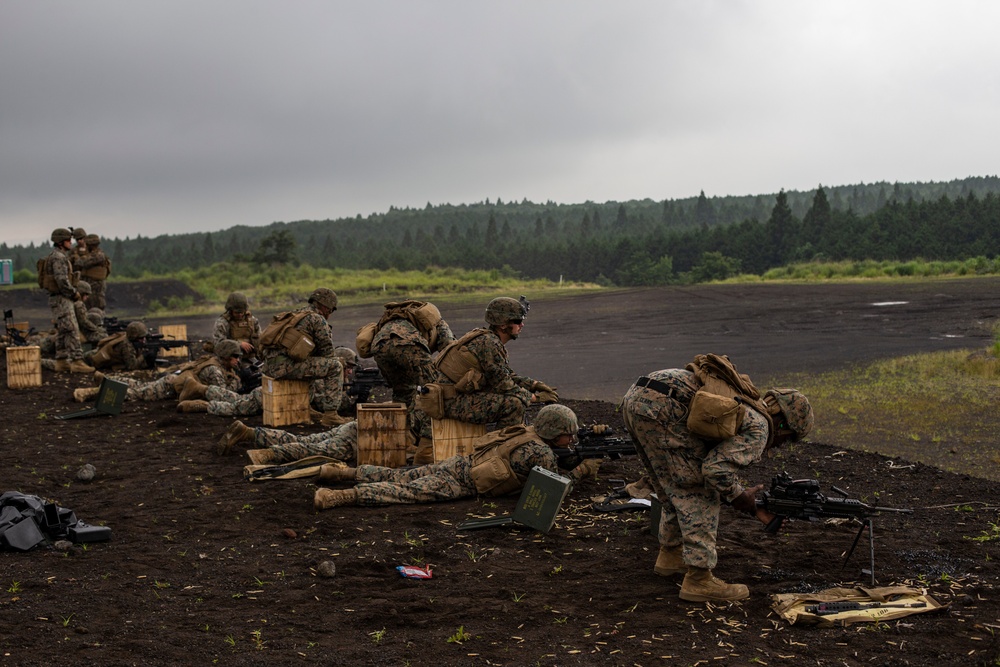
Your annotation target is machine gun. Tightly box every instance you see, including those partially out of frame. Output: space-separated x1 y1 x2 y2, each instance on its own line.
237 359 264 394
757 472 912 585
140 333 192 368
103 316 133 334
3 309 34 347
346 366 389 404
551 425 636 470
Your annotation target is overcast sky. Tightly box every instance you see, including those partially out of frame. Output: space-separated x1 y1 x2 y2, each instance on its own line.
2 1 998 247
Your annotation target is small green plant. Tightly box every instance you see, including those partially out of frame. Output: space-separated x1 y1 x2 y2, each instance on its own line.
549 564 563 576
61 614 74 627
446 626 471 644
968 522 1000 543
250 628 266 651
153 580 170 589
553 617 568 624
224 635 236 648
7 581 21 594
954 505 975 512
512 592 526 602
369 628 387 645
404 531 422 547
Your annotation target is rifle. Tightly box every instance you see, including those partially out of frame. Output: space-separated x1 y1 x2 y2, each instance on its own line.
3 309 34 347
103 316 133 334
346 366 389 403
757 472 913 585
551 425 636 470
804 600 927 616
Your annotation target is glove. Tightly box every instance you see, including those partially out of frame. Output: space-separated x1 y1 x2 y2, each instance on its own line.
577 458 602 479
729 485 763 517
533 380 557 394
534 389 559 404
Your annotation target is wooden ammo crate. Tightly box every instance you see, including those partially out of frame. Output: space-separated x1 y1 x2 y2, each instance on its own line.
431 418 487 461
7 345 42 389
261 375 311 427
357 402 408 467
158 324 189 358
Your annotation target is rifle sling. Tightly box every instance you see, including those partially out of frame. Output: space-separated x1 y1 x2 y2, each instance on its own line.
635 376 684 400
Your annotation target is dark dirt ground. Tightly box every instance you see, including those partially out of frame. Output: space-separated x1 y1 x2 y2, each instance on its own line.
3 279 1000 666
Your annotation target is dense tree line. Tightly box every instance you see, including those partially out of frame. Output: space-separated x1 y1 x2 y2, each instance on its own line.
4 176 999 285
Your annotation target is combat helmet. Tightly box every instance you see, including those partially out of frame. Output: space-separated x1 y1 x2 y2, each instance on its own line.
485 296 527 326
72 227 87 241
334 346 359 368
84 233 100 246
76 281 92 295
125 321 148 341
225 292 249 312
51 228 73 244
214 338 243 360
533 404 579 441
308 287 338 311
765 388 814 441
87 312 103 328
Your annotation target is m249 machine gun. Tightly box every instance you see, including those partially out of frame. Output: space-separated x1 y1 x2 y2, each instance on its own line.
551 425 636 470
757 472 912 585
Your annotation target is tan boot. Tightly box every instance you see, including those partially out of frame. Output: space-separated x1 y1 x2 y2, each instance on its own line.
246 448 278 465
52 359 71 372
69 359 95 373
93 371 106 384
73 386 101 403
679 567 749 602
412 438 435 465
314 487 359 511
654 546 686 577
179 376 208 401
217 420 254 455
319 411 351 427
318 464 356 483
177 399 210 413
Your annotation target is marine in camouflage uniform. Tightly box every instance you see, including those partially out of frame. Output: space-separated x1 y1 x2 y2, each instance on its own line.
40 228 91 372
84 321 149 371
213 292 262 357
76 234 110 311
620 365 813 602
101 340 242 403
245 420 358 463
69 227 88 267
371 301 455 436
74 282 105 345
261 288 344 414
438 297 556 428
314 405 600 509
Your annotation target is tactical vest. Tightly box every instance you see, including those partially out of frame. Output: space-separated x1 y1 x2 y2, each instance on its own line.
81 256 110 280
684 353 775 445
468 425 539 497
260 311 314 361
435 328 488 384
226 314 256 343
168 356 224 391
36 256 60 293
90 332 128 367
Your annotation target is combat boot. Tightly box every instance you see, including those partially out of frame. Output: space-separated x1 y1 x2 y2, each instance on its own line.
319 411 351 427
653 546 686 577
314 487 360 511
69 359 95 373
318 464 357 483
412 438 435 465
93 371 106 384
179 376 208 401
246 449 278 465
51 359 71 372
679 567 749 602
73 386 101 403
217 420 254 455
177 399 210 413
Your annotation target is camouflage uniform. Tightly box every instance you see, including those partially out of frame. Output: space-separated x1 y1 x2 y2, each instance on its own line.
213 311 262 353
76 236 110 310
85 333 147 371
262 304 343 413
442 328 536 428
75 299 105 345
352 438 586 506
250 420 358 463
203 385 262 417
115 359 239 402
620 368 770 570
42 244 85 362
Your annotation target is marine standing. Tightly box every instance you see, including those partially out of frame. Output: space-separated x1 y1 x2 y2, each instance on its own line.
76 233 111 310
39 228 94 373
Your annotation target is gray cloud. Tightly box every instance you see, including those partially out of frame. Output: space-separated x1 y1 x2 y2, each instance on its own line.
2 1 999 247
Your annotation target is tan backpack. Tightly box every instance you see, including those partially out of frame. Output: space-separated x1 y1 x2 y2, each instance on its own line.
684 354 774 442
260 311 314 361
434 328 488 390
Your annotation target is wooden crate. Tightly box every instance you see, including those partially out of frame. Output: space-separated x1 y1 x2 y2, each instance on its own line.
7 346 42 389
357 402 408 467
431 418 487 461
158 324 189 358
261 375 311 427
